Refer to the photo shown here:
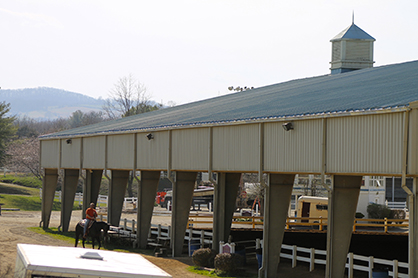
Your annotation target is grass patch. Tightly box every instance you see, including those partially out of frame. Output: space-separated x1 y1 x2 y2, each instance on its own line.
187 266 257 278
0 194 77 211
0 182 39 195
28 227 76 244
0 174 42 188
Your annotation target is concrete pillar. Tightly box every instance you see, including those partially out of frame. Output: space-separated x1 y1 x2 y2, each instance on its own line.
260 173 295 278
108 170 129 226
212 172 241 252
41 169 58 229
82 170 103 218
60 169 79 232
326 175 362 278
171 171 197 257
136 171 160 248
409 178 418 277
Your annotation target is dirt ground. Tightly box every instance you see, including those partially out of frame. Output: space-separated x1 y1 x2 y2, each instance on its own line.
0 210 326 278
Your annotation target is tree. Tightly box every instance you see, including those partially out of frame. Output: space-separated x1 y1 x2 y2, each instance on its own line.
0 102 16 167
6 138 41 180
103 75 161 119
68 110 105 128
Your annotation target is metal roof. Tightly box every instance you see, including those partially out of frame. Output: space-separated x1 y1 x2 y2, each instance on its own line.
40 60 418 139
331 23 375 41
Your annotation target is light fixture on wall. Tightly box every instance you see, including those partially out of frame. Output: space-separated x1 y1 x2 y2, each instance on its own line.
66 139 72 144
282 122 294 131
146 133 154 140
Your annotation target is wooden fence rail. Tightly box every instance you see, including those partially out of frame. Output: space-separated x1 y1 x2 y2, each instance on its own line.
187 215 409 233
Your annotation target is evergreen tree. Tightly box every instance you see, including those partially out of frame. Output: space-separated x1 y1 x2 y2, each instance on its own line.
0 102 16 166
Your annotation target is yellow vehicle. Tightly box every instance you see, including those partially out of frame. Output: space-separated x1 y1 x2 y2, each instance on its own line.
296 196 328 223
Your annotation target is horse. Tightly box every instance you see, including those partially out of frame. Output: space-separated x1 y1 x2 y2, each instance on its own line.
75 220 110 249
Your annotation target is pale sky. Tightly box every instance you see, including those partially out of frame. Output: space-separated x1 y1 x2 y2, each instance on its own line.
1 0 417 106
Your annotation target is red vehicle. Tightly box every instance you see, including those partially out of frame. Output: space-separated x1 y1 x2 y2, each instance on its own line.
156 192 167 206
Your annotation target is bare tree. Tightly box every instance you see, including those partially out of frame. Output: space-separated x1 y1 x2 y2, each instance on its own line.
103 75 159 119
6 138 41 180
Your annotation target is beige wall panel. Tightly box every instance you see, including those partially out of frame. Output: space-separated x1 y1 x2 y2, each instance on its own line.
212 124 259 172
137 131 169 170
107 134 134 169
41 140 60 168
61 138 81 169
172 128 209 170
83 136 106 169
327 113 403 174
332 41 341 61
264 120 322 173
345 41 371 60
408 109 418 175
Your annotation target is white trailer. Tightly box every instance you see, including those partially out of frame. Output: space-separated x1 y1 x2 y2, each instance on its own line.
14 244 172 278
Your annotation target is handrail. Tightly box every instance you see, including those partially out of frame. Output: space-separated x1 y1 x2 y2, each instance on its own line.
187 215 409 233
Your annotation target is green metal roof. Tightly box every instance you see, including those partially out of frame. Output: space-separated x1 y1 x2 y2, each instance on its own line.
40 60 418 139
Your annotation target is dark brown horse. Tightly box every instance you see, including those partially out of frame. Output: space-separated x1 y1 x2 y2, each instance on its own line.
75 220 109 249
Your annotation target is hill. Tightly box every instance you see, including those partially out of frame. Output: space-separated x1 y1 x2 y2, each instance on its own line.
0 87 104 119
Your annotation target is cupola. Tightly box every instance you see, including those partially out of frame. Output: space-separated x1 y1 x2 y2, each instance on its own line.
330 18 375 74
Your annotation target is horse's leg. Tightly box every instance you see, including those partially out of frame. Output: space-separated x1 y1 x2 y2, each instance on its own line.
92 237 95 249
82 237 86 248
75 231 79 247
98 236 101 249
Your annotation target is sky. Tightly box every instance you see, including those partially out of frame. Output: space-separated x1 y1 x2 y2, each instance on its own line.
1 0 417 106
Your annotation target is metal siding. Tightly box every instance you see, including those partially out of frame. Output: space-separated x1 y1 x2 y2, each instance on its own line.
40 140 59 168
172 128 209 170
212 124 259 172
107 134 134 169
408 109 418 175
61 138 81 169
327 113 403 174
264 120 322 173
83 136 106 169
137 131 169 170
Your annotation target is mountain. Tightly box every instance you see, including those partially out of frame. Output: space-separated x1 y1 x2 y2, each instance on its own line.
0 87 104 119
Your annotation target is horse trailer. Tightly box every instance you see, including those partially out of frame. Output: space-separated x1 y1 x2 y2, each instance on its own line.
14 244 172 278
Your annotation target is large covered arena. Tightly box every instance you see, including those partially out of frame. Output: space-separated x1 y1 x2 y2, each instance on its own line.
39 23 418 277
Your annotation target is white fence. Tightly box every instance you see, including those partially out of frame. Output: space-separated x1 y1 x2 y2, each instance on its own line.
385 200 407 210
280 243 408 278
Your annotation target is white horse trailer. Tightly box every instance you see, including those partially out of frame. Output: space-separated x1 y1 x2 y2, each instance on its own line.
14 244 172 278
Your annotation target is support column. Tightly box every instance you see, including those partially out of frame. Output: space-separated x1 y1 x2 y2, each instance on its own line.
41 169 59 229
108 170 129 226
212 172 241 252
60 169 79 232
136 171 160 248
82 170 103 218
326 175 362 278
171 171 197 257
260 173 295 278
409 177 418 277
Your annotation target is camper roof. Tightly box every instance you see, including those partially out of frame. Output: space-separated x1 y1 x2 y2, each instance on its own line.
16 244 172 278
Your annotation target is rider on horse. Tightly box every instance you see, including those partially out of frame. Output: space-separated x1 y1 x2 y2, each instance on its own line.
84 203 98 238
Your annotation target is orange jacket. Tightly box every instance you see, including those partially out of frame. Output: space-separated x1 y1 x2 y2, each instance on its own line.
86 208 97 220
